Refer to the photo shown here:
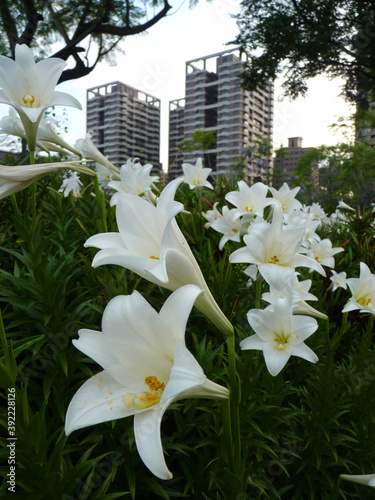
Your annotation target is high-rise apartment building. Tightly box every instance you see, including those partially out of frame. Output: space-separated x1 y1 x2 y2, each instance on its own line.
272 137 318 188
86 81 161 169
273 137 310 176
168 49 274 179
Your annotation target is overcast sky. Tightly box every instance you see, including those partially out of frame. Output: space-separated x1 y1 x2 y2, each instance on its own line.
2 0 355 167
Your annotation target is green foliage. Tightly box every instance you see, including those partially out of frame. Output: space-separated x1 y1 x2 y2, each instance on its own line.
289 140 375 211
0 172 374 498
179 129 217 171
229 136 273 182
235 0 375 106
179 129 217 154
272 146 289 189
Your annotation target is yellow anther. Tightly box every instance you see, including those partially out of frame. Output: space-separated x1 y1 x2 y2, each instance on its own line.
269 255 280 264
149 255 160 260
361 297 372 306
275 335 287 344
145 375 165 392
231 228 238 233
245 206 253 212
22 94 35 107
193 180 200 185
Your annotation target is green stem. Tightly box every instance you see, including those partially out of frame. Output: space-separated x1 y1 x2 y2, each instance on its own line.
93 175 108 232
221 398 234 470
29 149 37 217
29 149 35 165
196 188 202 215
255 280 262 309
226 333 241 476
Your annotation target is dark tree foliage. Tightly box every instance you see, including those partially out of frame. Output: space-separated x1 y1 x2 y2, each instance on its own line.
0 0 173 82
234 0 375 107
289 141 375 210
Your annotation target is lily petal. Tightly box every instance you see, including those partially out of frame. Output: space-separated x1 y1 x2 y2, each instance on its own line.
85 232 125 250
48 90 82 109
258 263 295 288
157 248 233 336
340 473 375 488
263 343 291 376
240 334 265 351
102 292 175 364
161 340 206 402
73 329 118 369
65 370 135 435
159 285 203 344
134 403 172 480
291 343 318 363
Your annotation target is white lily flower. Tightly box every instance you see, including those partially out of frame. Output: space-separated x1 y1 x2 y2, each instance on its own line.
108 158 159 205
330 270 348 291
210 206 242 250
225 181 276 220
58 171 82 198
329 208 350 224
244 264 258 283
75 133 120 179
304 237 344 269
65 285 229 480
262 274 328 320
203 202 223 229
0 44 81 151
36 141 72 156
308 202 327 221
340 473 375 487
0 110 79 157
0 108 26 139
85 178 234 336
182 157 213 190
0 162 94 199
286 210 321 246
337 199 355 212
36 117 82 156
95 163 114 188
342 262 375 315
241 298 319 376
269 183 302 213
230 204 326 287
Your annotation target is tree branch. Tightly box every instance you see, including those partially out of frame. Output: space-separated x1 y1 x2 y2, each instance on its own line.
52 0 171 60
0 1 19 54
16 13 43 46
16 0 43 46
95 0 172 36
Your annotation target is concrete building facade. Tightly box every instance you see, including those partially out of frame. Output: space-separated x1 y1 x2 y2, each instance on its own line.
272 137 316 187
86 81 161 169
168 49 274 179
273 137 310 175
